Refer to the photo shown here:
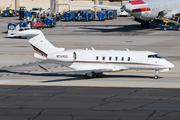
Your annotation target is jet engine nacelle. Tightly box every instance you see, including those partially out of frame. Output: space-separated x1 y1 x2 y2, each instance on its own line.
48 51 77 62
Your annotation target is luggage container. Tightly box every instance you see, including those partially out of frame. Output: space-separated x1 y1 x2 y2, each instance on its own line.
113 10 117 19
105 10 113 19
97 11 105 21
84 11 95 21
20 21 27 28
24 11 31 19
63 12 71 21
7 23 16 30
75 15 83 21
44 17 56 27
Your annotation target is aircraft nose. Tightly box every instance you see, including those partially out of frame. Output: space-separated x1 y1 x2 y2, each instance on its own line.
123 2 132 12
168 62 175 68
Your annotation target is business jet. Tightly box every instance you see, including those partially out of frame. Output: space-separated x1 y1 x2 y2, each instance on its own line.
8 29 174 79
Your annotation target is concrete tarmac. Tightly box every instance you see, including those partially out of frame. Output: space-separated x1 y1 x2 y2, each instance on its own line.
0 16 180 119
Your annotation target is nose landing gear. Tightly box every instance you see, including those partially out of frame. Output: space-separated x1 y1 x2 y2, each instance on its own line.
154 70 159 79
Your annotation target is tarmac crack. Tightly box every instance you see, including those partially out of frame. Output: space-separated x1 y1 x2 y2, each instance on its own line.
7 86 29 93
70 114 74 120
30 109 44 120
167 95 180 100
90 94 119 109
0 96 11 101
118 98 130 103
44 91 65 101
159 111 180 117
134 99 161 109
146 110 156 120
128 88 143 95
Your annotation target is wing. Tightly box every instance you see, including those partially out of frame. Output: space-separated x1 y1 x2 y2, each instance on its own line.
163 8 180 18
38 64 112 74
38 64 128 74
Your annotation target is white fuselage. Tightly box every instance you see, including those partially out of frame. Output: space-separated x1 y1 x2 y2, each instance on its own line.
123 0 180 21
47 49 174 71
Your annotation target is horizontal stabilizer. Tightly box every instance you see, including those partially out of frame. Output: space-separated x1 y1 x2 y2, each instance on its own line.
38 64 52 73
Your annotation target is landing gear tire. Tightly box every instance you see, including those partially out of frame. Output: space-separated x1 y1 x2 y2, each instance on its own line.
141 21 150 28
154 75 159 79
141 22 145 28
164 27 167 31
84 74 91 79
92 72 100 78
154 70 159 79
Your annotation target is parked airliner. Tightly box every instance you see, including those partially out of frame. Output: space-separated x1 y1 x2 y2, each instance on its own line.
9 29 174 79
67 0 180 27
123 0 180 27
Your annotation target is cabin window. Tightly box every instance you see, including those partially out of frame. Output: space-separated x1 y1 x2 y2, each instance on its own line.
115 57 118 61
96 56 99 60
103 56 105 60
121 57 124 61
128 57 130 61
109 57 111 61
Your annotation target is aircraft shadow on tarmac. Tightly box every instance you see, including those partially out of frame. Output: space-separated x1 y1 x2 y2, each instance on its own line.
0 69 161 82
76 23 159 33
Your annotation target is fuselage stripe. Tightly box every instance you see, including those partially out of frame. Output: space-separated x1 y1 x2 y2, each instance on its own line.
73 61 161 66
30 44 47 57
132 7 151 13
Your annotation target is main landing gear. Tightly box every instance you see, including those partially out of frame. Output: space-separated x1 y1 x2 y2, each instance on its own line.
84 72 101 79
154 70 159 79
141 21 150 28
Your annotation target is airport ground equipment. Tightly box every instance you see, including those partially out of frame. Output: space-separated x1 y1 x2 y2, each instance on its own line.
97 11 105 21
32 20 44 29
31 8 45 15
105 10 113 19
3 9 17 17
44 17 56 27
157 22 180 31
83 11 95 21
19 7 26 20
7 21 32 37
24 11 31 19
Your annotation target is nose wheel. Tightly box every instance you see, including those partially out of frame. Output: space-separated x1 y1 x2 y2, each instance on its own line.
154 70 159 79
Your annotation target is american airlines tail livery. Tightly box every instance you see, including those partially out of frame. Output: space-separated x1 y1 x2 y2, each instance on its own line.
9 30 174 79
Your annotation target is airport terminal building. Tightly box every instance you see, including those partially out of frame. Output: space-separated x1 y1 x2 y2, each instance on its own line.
1 0 129 13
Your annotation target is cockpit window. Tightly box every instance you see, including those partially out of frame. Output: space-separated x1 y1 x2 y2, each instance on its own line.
148 54 163 59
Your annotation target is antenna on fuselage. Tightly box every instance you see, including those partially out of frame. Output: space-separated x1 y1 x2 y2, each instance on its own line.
91 47 95 50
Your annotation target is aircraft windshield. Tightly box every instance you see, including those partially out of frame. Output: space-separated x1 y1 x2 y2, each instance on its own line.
148 54 163 59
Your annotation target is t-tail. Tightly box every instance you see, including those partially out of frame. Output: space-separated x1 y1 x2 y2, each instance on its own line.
8 29 65 57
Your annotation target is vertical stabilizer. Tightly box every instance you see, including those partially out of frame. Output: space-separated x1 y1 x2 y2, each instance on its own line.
8 29 65 57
